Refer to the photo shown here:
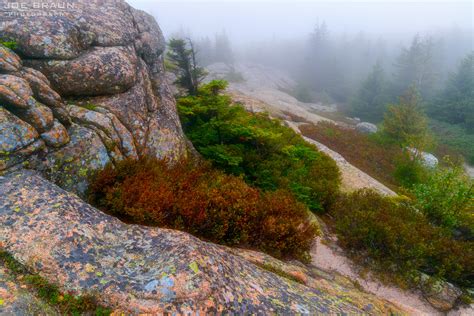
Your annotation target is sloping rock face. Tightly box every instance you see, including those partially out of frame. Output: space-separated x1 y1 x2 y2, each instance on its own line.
0 262 58 315
0 170 404 314
0 0 187 195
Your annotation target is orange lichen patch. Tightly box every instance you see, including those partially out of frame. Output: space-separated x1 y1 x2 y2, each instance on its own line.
289 271 308 284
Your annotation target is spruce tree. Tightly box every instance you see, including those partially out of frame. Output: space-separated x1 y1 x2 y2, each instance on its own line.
167 38 207 95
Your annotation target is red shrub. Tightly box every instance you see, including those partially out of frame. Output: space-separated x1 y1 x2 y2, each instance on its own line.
88 158 318 261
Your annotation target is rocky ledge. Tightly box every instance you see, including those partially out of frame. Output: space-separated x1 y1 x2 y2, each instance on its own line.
0 170 404 314
0 0 187 196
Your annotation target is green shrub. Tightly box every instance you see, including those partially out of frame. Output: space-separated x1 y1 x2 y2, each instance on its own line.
409 161 474 235
429 119 474 164
331 189 474 288
393 152 429 187
177 80 341 212
82 103 98 111
0 40 17 50
88 158 318 262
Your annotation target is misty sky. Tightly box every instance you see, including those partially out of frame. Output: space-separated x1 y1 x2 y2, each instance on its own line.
128 1 473 43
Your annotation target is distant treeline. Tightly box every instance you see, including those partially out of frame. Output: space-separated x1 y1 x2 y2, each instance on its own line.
187 23 473 163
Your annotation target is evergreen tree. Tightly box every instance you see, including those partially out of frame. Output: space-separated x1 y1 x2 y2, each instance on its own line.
393 35 438 98
302 22 350 102
195 36 214 66
304 22 330 93
350 62 389 122
429 53 474 132
382 87 433 186
214 30 234 65
167 38 207 95
382 86 432 151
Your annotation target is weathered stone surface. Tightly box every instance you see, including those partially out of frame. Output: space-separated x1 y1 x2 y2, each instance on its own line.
0 46 21 73
85 59 185 159
21 102 54 133
75 0 137 47
26 46 138 96
0 45 71 172
408 148 439 168
20 68 61 108
0 75 34 110
0 263 58 315
421 152 439 168
0 15 93 60
68 105 138 159
0 107 38 154
40 120 70 148
19 67 71 126
356 122 378 134
131 9 166 64
420 273 463 311
0 0 187 177
0 0 187 193
42 125 111 196
0 171 404 314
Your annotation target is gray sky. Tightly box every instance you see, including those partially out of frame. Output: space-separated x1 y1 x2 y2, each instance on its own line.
127 0 473 42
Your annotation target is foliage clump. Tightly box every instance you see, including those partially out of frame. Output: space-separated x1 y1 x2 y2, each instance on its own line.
299 121 401 190
167 38 207 95
381 87 433 151
0 40 17 50
409 161 474 236
349 62 389 123
331 189 474 288
429 53 474 133
88 158 318 262
177 80 341 212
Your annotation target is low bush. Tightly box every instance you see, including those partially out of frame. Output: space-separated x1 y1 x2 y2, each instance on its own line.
409 162 474 236
299 121 401 190
0 40 17 50
429 119 474 165
331 189 474 288
392 152 429 187
178 80 340 212
88 158 318 262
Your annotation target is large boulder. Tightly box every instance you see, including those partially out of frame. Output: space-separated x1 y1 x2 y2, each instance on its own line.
0 170 404 314
0 48 69 171
419 273 463 311
407 148 439 168
25 46 138 96
356 122 378 134
420 152 439 168
0 0 187 194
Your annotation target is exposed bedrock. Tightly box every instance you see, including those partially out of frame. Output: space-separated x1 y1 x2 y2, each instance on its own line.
0 0 187 195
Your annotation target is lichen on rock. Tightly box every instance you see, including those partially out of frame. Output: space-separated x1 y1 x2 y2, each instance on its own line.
0 171 404 314
0 0 187 192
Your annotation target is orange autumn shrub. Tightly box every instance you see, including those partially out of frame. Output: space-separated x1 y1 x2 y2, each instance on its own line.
88 158 318 261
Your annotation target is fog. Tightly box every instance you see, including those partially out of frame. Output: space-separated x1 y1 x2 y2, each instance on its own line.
127 0 473 107
130 1 472 42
